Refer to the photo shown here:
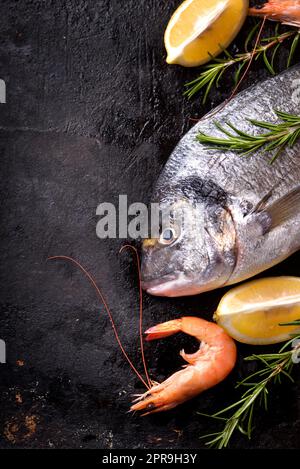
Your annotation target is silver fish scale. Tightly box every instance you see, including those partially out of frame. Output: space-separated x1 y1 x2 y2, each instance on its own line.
153 65 300 288
157 65 300 206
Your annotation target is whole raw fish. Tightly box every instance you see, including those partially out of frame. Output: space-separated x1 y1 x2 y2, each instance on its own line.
142 65 300 296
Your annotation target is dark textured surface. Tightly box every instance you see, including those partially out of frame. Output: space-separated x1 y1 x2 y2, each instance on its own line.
0 0 299 449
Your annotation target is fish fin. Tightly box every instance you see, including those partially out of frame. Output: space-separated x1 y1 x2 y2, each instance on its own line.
248 190 273 216
254 186 300 233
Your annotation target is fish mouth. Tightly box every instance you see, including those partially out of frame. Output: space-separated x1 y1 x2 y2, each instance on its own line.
142 272 201 297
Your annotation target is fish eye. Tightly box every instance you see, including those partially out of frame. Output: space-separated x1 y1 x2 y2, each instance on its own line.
159 227 178 245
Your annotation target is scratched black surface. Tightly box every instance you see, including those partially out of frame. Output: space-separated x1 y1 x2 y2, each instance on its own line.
0 0 299 449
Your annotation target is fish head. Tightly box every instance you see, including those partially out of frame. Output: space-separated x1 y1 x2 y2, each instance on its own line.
141 177 237 297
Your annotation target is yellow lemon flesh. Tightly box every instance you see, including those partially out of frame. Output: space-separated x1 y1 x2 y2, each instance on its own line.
214 277 300 345
164 0 248 67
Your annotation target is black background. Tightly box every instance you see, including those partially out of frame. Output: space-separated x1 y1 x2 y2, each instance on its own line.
0 0 299 449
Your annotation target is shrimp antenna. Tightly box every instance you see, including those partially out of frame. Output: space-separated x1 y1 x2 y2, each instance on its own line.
47 255 150 390
202 16 267 121
119 245 151 389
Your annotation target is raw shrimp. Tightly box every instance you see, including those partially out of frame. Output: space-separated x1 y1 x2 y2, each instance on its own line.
249 0 300 27
131 317 237 415
49 252 236 415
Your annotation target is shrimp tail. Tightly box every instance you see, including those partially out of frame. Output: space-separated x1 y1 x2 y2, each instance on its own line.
145 319 183 341
249 1 300 27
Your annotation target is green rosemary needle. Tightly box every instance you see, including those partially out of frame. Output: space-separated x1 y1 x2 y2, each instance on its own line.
196 110 300 163
184 28 299 103
199 320 300 449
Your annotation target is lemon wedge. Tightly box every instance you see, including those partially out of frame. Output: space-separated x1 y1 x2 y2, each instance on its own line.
164 0 248 67
214 277 300 345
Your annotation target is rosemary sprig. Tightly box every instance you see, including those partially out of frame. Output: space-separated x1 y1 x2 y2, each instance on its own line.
199 320 300 449
185 27 299 102
196 110 300 163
